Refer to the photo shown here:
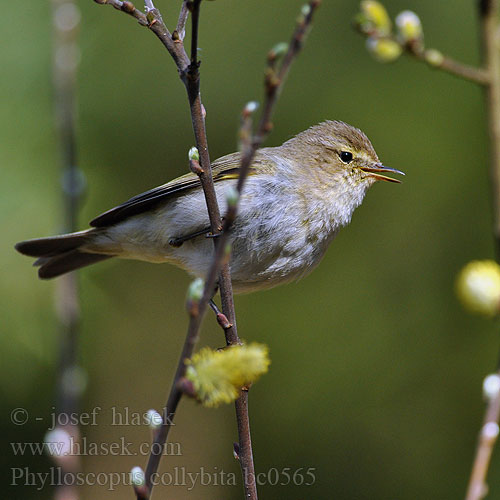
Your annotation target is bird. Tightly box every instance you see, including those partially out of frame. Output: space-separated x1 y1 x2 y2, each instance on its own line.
15 120 404 293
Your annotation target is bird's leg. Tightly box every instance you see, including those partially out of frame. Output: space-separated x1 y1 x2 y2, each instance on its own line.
168 223 225 248
168 225 212 247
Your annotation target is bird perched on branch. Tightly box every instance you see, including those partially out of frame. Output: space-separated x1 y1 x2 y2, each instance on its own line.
15 120 403 293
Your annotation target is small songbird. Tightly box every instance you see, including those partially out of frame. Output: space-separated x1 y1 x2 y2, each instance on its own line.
15 121 403 293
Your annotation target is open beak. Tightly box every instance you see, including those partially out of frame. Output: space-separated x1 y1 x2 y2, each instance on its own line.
360 164 405 183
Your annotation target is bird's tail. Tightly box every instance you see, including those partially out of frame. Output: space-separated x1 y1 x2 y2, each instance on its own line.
15 230 113 279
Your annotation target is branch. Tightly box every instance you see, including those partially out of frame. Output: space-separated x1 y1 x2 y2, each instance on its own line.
145 2 321 498
94 0 148 25
188 3 322 497
480 0 500 259
94 1 319 499
241 0 321 185
465 371 500 500
409 46 490 86
175 0 189 41
50 1 86 498
143 276 214 495
354 18 489 86
465 3 500 499
94 0 190 70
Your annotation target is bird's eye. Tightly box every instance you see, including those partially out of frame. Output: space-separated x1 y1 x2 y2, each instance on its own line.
339 151 353 164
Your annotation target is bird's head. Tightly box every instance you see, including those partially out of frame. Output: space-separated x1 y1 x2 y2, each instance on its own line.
284 120 404 187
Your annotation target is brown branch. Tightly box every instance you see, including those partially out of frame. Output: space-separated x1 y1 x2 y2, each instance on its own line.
190 3 322 498
93 2 220 498
94 0 148 25
143 276 216 495
51 1 86 499
354 23 490 85
94 0 190 70
175 0 189 42
465 375 500 500
465 3 500 499
408 46 490 86
208 0 323 295
144 3 321 498
240 0 321 186
480 0 500 259
94 1 319 499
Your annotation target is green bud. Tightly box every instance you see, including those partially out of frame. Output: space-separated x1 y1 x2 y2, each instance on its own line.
187 278 204 303
366 37 402 63
44 429 71 457
482 422 500 440
425 49 444 67
456 260 500 316
188 146 199 161
146 10 156 24
483 374 500 402
226 186 239 208
244 101 259 114
301 4 311 17
395 10 422 42
145 409 163 429
270 42 289 59
360 1 391 35
130 467 145 487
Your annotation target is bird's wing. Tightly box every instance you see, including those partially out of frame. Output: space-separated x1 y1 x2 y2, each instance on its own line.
90 152 253 227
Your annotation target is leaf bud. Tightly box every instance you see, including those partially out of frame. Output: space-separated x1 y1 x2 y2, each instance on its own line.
366 37 402 62
395 10 423 43
483 374 500 402
425 49 444 67
130 466 145 487
456 260 500 316
188 146 199 162
360 1 392 35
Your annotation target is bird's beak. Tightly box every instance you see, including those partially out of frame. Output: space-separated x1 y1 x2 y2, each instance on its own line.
360 164 405 183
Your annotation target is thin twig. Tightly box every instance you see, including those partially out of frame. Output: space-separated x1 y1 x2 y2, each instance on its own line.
480 0 500 259
145 2 321 498
355 25 490 86
95 0 190 69
240 0 321 187
206 0 323 303
51 1 85 499
409 46 490 86
93 1 223 497
465 2 500 499
175 0 189 41
186 4 322 498
465 376 500 500
94 1 319 499
189 0 201 65
143 278 215 495
94 0 148 25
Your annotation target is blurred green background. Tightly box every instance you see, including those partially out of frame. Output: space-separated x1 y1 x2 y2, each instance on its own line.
2 0 499 498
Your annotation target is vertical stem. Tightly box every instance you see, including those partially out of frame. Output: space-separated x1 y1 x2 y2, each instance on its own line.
481 0 500 259
51 1 85 499
181 2 255 495
465 376 500 500
465 4 500 500
219 270 258 500
184 2 256 495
